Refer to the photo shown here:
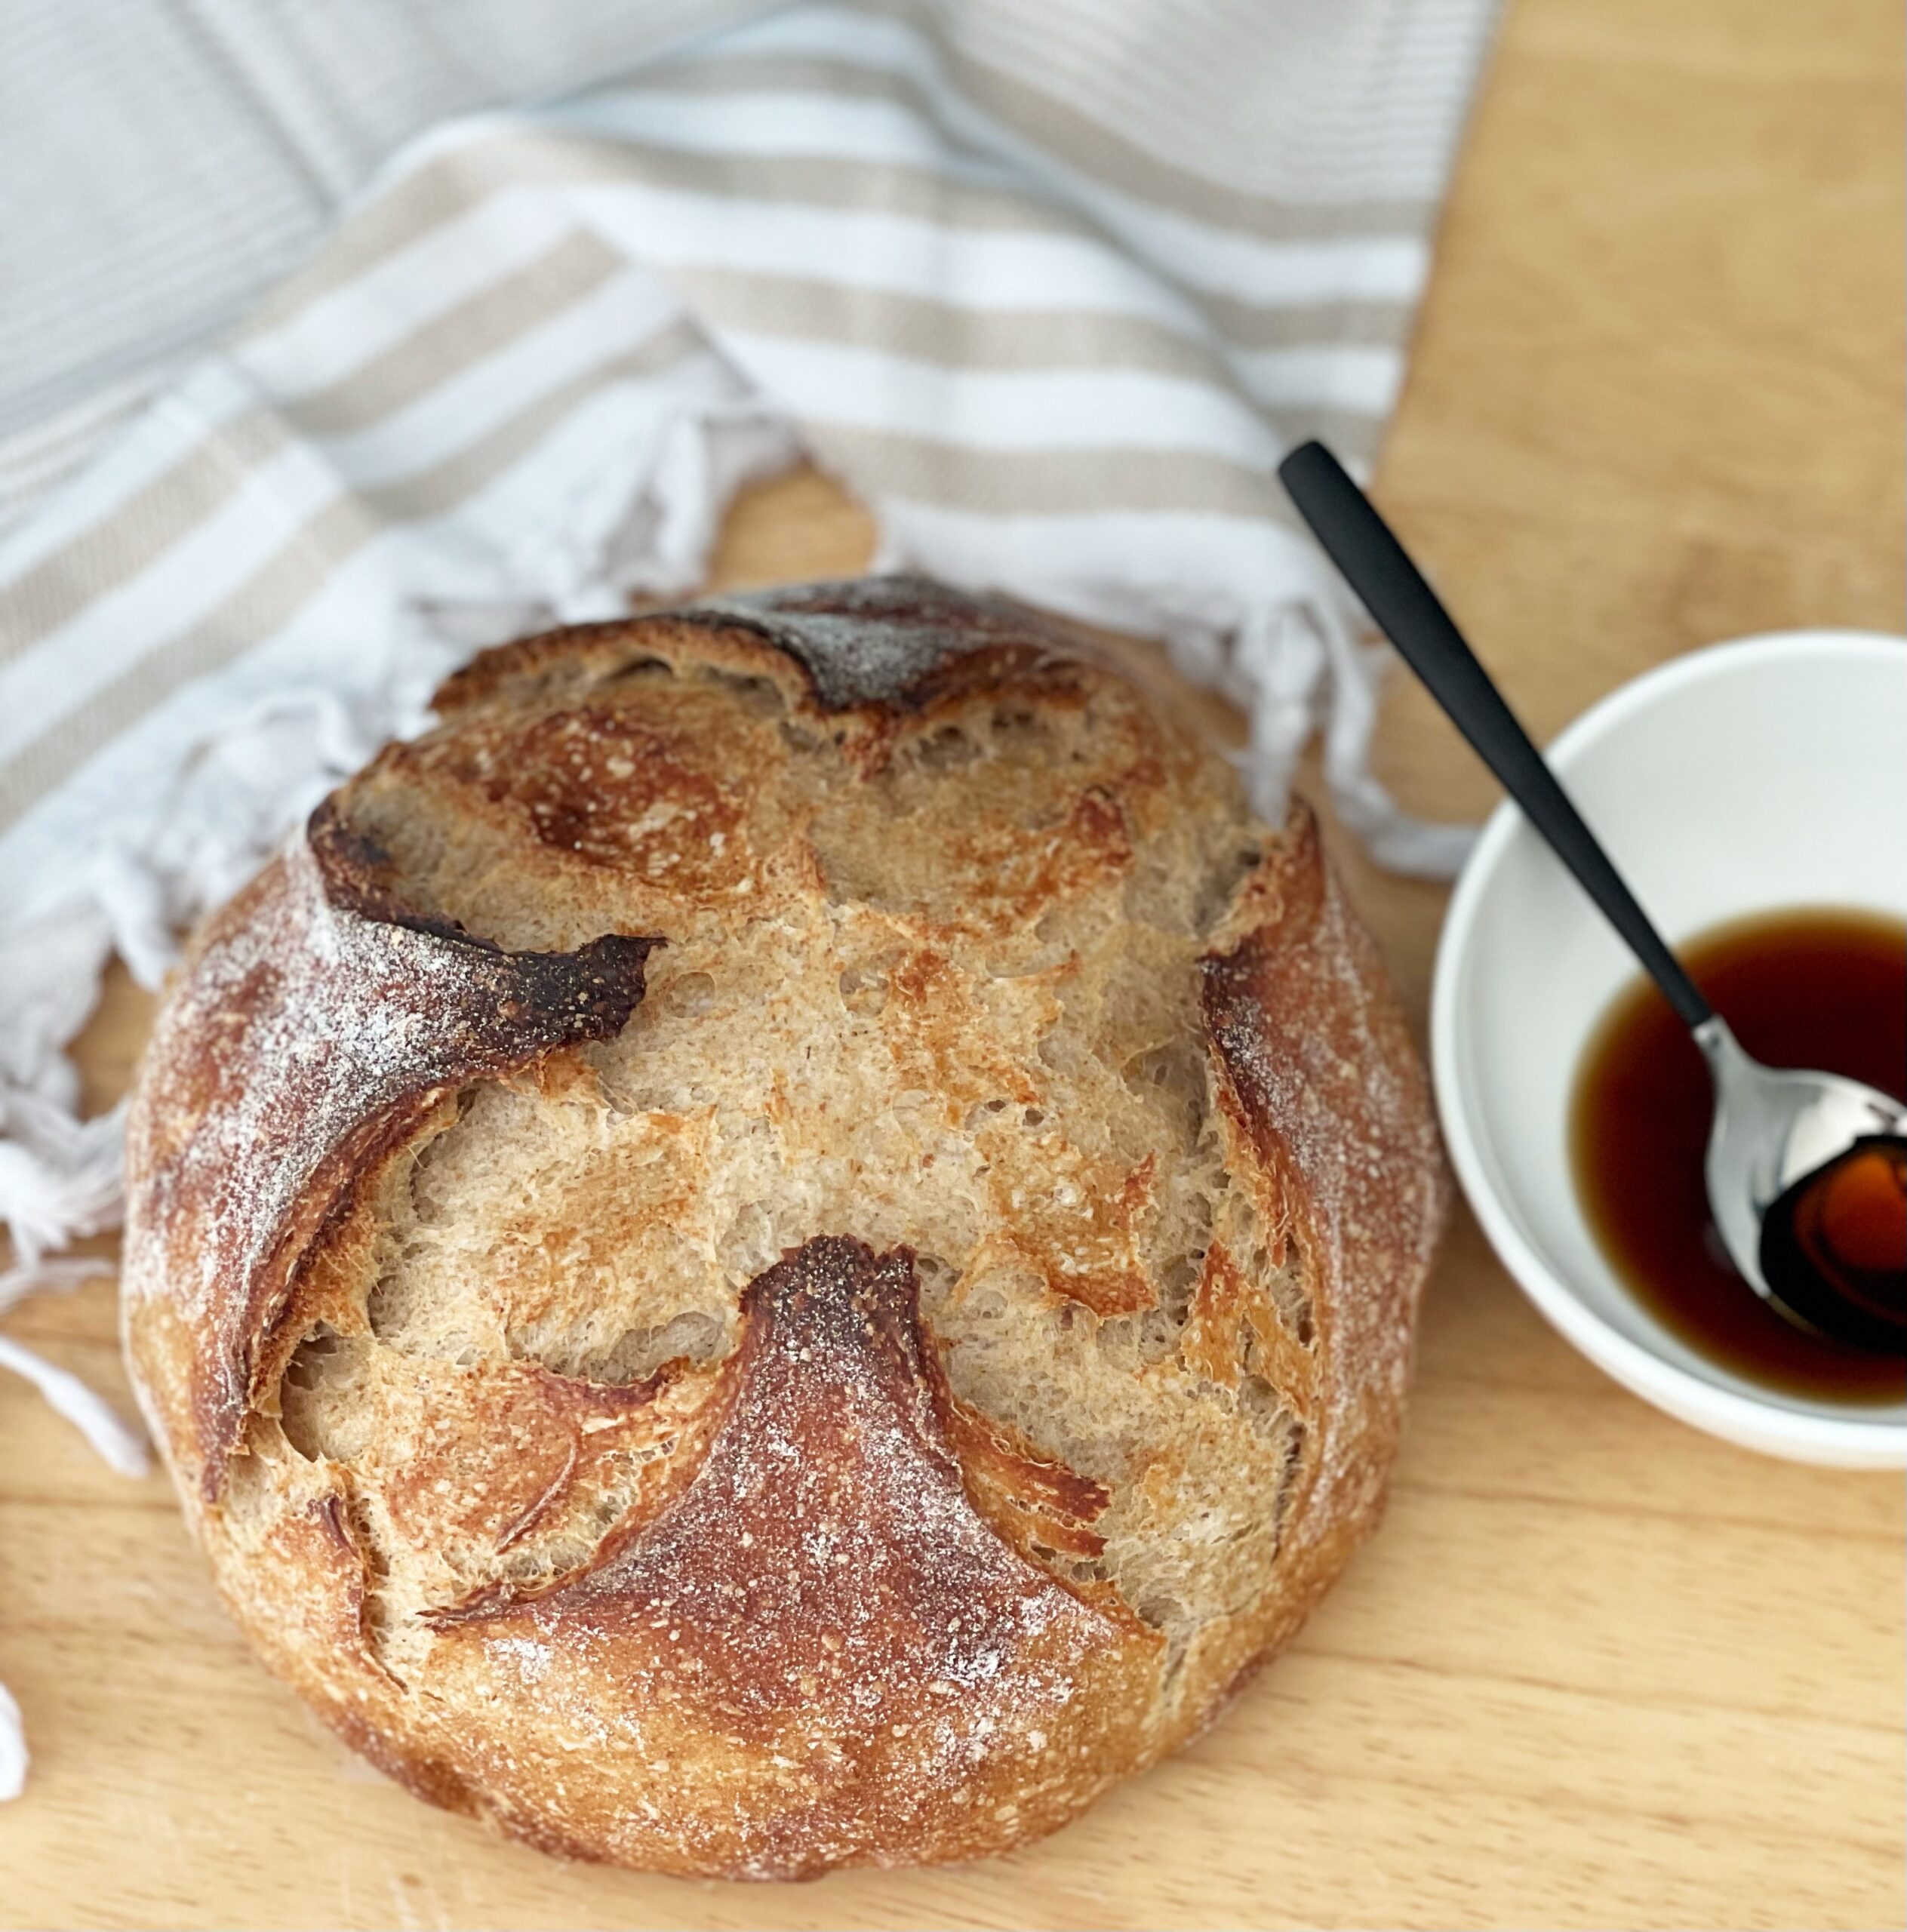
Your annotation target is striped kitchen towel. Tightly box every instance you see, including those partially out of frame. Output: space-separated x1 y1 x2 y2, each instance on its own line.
0 2 1498 1515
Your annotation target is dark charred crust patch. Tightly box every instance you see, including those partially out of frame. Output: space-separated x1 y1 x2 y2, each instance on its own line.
309 799 659 1016
679 576 1081 712
128 822 663 1497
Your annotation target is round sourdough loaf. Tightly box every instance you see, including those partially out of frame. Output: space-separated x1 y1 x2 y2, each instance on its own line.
123 576 1445 1879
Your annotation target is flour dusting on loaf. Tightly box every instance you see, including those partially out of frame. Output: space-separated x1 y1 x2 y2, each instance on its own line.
123 575 1445 1878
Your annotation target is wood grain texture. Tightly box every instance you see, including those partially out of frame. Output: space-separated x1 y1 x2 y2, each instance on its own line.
1 0 1901 1923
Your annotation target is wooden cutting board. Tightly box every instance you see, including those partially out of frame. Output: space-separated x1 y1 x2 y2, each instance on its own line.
1 0 1899 1924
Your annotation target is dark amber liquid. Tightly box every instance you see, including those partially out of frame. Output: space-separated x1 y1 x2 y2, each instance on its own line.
1570 907 1907 1404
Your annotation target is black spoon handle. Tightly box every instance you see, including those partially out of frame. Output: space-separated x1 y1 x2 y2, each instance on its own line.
1278 438 1712 1032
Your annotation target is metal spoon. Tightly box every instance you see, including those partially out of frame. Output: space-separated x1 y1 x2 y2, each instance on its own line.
1278 439 1907 1354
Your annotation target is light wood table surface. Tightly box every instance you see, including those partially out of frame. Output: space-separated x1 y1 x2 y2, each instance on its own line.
2 0 1901 1924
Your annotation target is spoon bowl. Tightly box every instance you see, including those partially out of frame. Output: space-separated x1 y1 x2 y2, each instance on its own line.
1698 1017 1907 1344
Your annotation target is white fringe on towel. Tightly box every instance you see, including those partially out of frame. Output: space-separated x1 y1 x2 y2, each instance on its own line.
0 395 1467 1282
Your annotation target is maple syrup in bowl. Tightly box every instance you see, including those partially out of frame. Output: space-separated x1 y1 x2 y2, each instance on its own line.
1433 630 1907 1465
1571 909 1907 1405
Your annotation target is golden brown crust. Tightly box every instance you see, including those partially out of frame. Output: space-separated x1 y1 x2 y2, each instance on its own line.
1199 804 1450 1634
421 1238 1158 1878
123 816 657 1493
430 576 1089 722
123 575 1444 1878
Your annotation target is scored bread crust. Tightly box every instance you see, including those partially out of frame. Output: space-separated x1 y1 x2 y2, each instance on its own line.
122 576 1446 1878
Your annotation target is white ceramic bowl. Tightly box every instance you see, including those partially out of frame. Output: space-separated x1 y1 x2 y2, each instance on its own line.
1432 630 1906 1466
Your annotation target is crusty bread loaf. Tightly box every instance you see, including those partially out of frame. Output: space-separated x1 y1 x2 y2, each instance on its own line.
122 576 1445 1879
